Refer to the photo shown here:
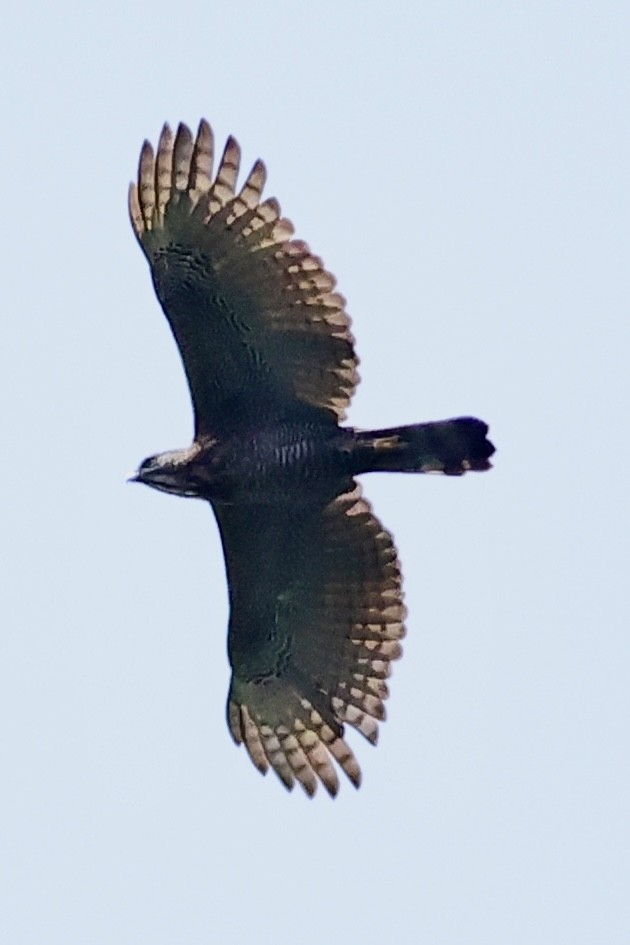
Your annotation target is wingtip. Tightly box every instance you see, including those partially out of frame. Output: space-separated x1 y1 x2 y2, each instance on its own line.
157 121 173 149
197 117 212 139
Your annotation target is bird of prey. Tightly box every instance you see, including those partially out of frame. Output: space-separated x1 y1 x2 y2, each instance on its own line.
128 119 494 797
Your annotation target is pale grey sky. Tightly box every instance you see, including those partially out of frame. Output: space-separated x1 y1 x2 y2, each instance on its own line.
2 2 628 943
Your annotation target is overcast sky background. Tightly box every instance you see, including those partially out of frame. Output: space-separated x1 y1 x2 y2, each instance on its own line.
2 2 628 943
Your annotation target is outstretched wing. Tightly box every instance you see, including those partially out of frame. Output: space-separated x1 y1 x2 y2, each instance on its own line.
214 483 406 797
129 121 359 437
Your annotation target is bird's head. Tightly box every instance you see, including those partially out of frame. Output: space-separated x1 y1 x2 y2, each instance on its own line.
128 447 202 498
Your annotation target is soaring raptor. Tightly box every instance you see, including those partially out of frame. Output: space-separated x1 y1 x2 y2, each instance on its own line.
129 120 494 796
